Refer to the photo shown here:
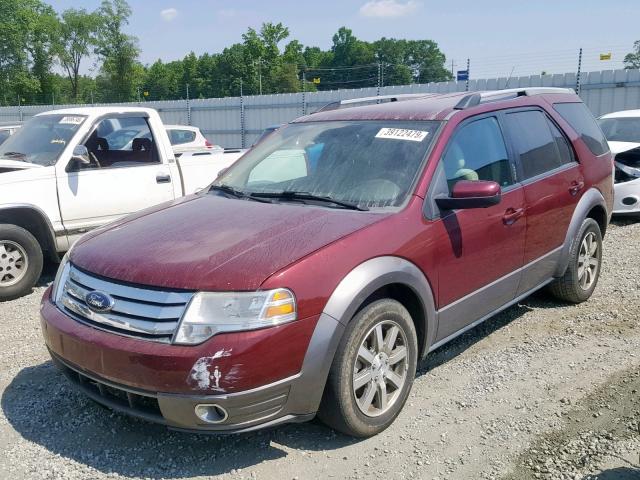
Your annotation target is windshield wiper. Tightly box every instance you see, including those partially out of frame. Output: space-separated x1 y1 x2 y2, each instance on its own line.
209 184 273 203
250 191 369 211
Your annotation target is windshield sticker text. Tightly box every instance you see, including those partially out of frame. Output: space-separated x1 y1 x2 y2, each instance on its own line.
50 139 66 145
375 128 429 142
59 116 84 125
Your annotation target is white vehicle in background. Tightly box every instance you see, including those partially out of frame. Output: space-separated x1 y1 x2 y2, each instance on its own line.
0 123 21 145
598 110 640 215
0 107 245 300
165 124 215 156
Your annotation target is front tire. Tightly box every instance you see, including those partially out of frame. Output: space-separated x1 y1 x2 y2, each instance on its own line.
548 218 602 303
318 299 418 437
0 224 43 302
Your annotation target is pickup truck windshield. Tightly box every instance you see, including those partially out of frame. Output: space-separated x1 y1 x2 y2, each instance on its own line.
215 120 441 210
0 114 86 166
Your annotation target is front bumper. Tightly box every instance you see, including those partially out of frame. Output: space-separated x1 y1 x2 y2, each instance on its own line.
40 292 344 433
613 177 640 215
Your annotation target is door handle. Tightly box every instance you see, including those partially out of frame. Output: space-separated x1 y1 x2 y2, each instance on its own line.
503 207 525 225
569 181 585 196
156 174 171 184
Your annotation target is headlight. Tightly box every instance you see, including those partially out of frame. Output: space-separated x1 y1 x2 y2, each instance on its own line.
173 288 297 345
51 253 70 303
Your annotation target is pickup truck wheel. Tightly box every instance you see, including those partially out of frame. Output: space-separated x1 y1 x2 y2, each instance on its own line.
548 218 602 304
0 224 43 302
318 299 417 437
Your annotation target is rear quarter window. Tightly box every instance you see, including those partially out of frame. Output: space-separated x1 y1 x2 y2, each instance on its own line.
553 103 609 156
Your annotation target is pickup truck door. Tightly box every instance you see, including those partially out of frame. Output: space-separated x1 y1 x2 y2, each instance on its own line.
56 114 176 241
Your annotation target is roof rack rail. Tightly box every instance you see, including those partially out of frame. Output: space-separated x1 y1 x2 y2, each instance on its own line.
315 93 432 113
454 87 574 110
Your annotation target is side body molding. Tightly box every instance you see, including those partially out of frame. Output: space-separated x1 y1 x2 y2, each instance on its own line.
289 256 437 417
554 188 607 277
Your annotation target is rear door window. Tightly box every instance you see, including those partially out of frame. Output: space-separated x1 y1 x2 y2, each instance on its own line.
554 102 609 156
505 110 571 180
168 129 197 145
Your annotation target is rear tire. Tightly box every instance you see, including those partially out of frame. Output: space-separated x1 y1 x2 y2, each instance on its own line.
0 224 43 302
317 299 418 437
548 218 602 303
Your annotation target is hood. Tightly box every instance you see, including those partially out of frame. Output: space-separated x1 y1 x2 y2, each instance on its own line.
608 141 640 156
0 159 43 174
70 194 388 291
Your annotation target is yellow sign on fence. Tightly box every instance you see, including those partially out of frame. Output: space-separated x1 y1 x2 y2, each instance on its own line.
313 78 321 84
600 53 612 61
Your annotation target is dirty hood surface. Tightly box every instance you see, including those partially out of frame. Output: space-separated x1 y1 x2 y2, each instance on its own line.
71 194 387 291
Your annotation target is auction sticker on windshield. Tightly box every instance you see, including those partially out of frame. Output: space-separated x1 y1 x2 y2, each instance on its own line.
375 128 429 142
59 116 84 125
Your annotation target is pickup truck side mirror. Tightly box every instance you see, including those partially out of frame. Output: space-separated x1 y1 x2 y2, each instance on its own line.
71 145 91 165
435 180 501 210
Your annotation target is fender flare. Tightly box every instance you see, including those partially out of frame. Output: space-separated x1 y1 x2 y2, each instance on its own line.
0 203 59 261
287 256 436 415
555 188 607 277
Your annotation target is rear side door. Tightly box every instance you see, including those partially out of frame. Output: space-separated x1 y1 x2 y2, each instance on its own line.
432 114 527 342
502 108 583 295
57 114 176 242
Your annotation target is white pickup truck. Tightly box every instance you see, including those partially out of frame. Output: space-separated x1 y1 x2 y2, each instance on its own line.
0 106 244 300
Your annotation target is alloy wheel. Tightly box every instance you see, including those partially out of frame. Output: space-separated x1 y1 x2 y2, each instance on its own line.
353 320 409 417
577 231 599 290
0 240 29 287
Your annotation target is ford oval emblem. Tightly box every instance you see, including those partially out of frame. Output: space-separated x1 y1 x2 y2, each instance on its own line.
85 291 115 313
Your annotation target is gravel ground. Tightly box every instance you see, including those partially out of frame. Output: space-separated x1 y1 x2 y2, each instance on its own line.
0 219 638 480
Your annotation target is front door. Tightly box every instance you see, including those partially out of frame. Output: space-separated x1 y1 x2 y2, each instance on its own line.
57 115 175 241
433 115 526 342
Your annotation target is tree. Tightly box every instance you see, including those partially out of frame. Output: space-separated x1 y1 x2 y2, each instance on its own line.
0 0 57 104
54 8 101 100
624 41 640 70
95 0 141 101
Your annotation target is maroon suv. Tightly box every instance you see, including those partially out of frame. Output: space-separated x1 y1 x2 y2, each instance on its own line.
40 88 613 437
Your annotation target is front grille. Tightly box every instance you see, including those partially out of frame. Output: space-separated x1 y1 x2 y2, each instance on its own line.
58 265 193 342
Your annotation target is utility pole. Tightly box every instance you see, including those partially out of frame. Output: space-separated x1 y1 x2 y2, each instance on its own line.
465 58 470 92
576 47 583 95
137 86 141 105
254 58 263 95
377 62 382 97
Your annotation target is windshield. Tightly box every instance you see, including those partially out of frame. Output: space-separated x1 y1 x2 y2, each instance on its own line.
215 120 440 209
0 114 86 166
598 117 640 144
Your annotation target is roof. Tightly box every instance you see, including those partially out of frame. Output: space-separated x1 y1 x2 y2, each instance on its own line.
599 109 640 119
35 106 158 117
300 88 579 123
164 124 200 130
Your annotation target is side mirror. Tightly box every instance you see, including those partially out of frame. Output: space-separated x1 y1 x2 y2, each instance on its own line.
71 145 90 165
435 180 501 210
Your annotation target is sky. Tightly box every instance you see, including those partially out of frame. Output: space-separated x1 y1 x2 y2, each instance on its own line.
46 0 639 79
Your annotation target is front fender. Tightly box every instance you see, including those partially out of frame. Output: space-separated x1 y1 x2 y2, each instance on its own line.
287 256 436 416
